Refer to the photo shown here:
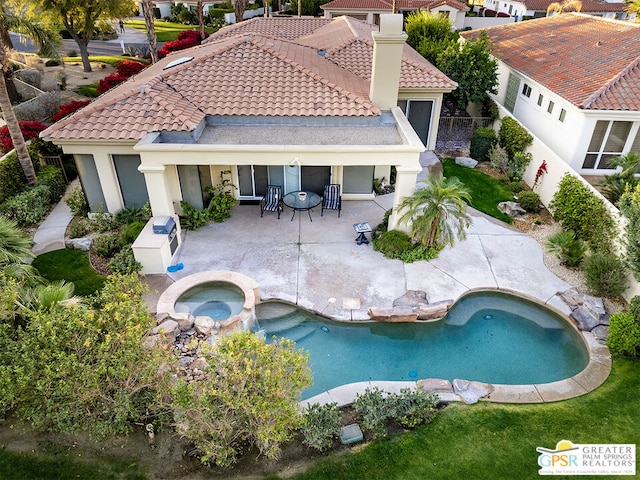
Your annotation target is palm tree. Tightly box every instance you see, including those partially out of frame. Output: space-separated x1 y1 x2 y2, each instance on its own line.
547 0 582 15
141 0 158 63
395 173 472 248
0 14 59 184
0 217 34 267
599 152 640 205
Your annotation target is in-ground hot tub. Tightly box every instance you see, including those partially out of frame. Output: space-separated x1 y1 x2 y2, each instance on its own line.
156 271 260 333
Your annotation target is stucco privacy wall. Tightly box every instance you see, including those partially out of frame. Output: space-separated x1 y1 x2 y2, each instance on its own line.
494 104 640 301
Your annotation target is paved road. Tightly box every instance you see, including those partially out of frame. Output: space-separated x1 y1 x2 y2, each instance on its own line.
10 25 151 57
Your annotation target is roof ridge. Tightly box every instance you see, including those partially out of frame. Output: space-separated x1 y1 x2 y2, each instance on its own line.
250 37 378 114
143 79 205 128
582 54 640 109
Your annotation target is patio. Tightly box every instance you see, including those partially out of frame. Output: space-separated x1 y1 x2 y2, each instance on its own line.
150 193 574 321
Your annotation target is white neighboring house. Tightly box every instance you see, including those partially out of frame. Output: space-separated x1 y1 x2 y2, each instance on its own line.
461 13 640 176
481 0 635 21
321 0 470 30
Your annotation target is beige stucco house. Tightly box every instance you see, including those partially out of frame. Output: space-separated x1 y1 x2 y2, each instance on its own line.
41 14 456 273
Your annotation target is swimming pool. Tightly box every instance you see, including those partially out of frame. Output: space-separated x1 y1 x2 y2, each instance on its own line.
255 292 590 400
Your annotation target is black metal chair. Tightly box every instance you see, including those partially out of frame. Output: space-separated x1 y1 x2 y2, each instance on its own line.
260 185 283 219
321 184 341 217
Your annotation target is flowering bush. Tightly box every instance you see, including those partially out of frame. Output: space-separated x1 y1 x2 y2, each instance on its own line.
0 120 47 153
97 73 128 94
53 100 91 122
158 30 209 59
177 30 208 42
116 60 147 77
533 160 548 188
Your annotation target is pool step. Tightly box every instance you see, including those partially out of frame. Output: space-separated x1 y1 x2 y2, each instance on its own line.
265 324 317 343
256 302 299 320
259 316 304 334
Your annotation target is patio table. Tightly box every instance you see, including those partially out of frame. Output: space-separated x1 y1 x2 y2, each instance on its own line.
283 191 322 221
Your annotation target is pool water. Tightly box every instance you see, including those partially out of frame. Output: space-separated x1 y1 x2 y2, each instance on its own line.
175 281 245 321
256 292 589 400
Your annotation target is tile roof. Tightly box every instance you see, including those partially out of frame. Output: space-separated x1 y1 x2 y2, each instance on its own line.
321 0 468 10
523 0 627 12
461 13 640 111
43 16 455 141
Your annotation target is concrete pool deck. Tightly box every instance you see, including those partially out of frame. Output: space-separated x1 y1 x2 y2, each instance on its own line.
147 158 610 404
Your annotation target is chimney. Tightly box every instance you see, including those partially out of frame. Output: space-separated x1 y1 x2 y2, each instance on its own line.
369 14 407 110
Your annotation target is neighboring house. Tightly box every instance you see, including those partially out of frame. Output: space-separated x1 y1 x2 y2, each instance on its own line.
321 0 470 29
42 15 456 273
481 0 635 21
461 13 640 176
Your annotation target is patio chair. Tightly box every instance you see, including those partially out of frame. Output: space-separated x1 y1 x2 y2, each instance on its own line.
260 185 283 219
321 184 341 217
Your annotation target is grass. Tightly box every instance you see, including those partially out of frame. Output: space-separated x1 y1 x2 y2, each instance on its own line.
0 448 146 480
62 56 148 67
278 358 640 480
32 249 106 296
73 83 98 97
442 158 514 224
125 19 216 42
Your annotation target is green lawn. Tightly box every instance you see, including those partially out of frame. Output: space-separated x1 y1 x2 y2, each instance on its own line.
442 158 514 224
279 358 640 480
32 249 106 297
125 20 216 42
73 83 98 97
63 56 148 67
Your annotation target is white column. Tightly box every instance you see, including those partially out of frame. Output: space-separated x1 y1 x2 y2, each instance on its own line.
139 164 174 216
388 165 420 231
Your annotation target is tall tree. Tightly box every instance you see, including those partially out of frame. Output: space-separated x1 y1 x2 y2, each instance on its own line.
405 11 458 66
233 0 249 24
141 0 158 63
37 0 135 72
437 31 498 109
626 0 640 14
196 0 206 39
396 173 471 248
0 14 59 184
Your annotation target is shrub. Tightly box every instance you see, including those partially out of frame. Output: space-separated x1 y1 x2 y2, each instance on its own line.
469 127 497 162
549 173 615 252
488 143 509 175
390 387 439 428
116 59 147 77
92 232 123 258
90 210 116 233
13 91 62 122
177 30 209 42
498 116 533 159
353 387 390 439
508 151 533 181
16 69 42 88
0 152 27 203
372 229 413 260
607 310 640 357
584 252 627 297
399 244 442 263
516 190 541 213
371 209 391 240
545 230 587 267
301 403 342 452
179 201 212 230
96 73 128 94
45 59 62 67
0 121 47 153
115 204 151 225
35 165 66 202
0 185 51 226
109 246 142 274
67 218 90 238
65 186 89 217
207 192 236 223
507 181 525 193
119 220 145 244
53 100 91 122
158 37 199 58
619 185 640 281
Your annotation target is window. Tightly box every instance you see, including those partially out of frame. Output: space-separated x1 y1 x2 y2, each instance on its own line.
521 83 532 98
504 73 520 113
537 94 543 106
438 10 450 18
583 120 634 170
559 108 566 122
547 100 554 114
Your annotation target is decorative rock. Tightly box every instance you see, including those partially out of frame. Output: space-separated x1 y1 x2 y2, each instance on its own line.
171 312 195 329
418 378 453 393
571 305 603 331
417 300 453 321
367 307 418 322
452 379 494 404
583 295 606 319
393 290 429 309
559 288 583 310
155 312 171 324
195 316 216 336
498 201 526 217
592 325 609 343
188 357 209 371
455 156 479 168
65 238 92 251
152 319 180 339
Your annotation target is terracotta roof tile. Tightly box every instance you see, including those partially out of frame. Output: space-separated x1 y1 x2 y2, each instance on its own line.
461 13 640 111
523 0 627 12
43 16 454 141
320 0 468 9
